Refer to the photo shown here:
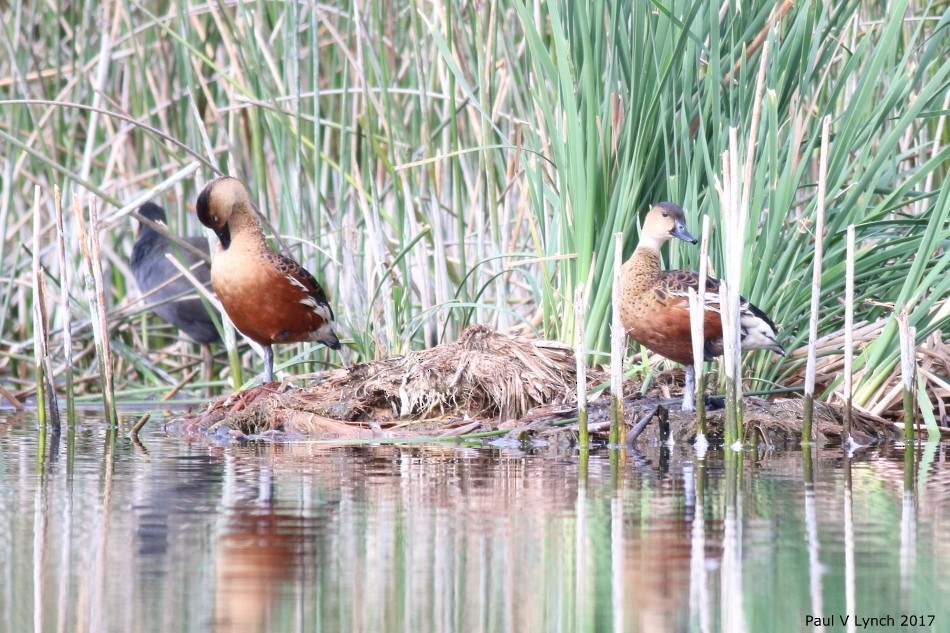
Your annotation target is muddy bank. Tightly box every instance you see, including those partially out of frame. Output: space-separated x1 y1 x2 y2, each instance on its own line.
167 325 896 446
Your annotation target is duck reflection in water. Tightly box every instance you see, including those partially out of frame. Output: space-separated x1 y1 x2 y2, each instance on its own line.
213 509 326 633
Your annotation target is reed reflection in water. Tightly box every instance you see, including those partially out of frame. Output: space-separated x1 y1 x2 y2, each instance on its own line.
0 417 948 632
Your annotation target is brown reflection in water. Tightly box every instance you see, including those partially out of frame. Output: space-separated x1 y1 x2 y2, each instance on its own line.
213 510 321 633
623 518 694 632
622 450 696 633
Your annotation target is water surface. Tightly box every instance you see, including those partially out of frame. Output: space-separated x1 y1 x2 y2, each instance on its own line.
0 412 947 632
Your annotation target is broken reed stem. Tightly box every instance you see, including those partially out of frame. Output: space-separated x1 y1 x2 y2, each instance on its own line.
32 186 60 431
32 186 47 428
610 232 625 446
715 50 770 445
897 311 916 442
718 134 743 444
803 116 831 443
53 186 75 424
574 285 589 449
129 411 151 442
689 215 711 434
843 225 855 445
36 271 60 431
73 194 117 427
720 278 739 444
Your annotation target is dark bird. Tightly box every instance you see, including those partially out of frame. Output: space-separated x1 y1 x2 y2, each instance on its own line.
131 202 221 346
196 176 341 383
619 202 784 411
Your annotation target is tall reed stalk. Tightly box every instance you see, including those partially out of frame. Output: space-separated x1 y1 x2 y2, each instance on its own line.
803 117 831 443
609 232 624 446
574 285 589 449
843 225 855 445
73 195 117 426
688 215 710 437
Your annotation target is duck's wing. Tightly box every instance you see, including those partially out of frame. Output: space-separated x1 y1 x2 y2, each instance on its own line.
267 251 336 324
661 270 784 355
660 270 721 303
249 249 342 349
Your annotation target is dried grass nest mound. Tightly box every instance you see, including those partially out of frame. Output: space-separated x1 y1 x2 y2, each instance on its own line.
171 324 602 440
169 324 894 445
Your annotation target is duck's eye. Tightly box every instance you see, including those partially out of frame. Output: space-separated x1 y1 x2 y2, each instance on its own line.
661 212 669 218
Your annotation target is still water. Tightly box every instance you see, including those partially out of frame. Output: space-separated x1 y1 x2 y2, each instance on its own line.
0 412 948 633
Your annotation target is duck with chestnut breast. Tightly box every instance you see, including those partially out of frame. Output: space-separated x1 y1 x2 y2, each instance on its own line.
196 176 341 383
131 201 221 346
619 202 784 411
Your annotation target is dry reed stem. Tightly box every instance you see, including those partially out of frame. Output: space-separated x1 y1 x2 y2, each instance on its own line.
689 214 711 432
803 116 831 441
724 3 791 84
897 311 916 440
53 186 74 421
32 187 52 427
73 194 117 426
844 225 855 442
574 285 588 448
718 138 741 443
610 232 625 445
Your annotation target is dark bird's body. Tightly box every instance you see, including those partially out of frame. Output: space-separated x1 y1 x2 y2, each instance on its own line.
131 202 221 345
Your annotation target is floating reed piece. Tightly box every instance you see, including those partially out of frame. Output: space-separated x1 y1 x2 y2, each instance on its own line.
610 232 625 445
72 194 118 427
843 225 856 445
574 285 589 448
896 311 917 441
803 116 832 443
53 186 75 424
688 215 711 436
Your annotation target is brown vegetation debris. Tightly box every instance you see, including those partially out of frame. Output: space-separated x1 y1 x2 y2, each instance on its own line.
506 394 894 448
168 324 898 446
171 324 604 440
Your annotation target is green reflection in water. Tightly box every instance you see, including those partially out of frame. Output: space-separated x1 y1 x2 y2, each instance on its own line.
0 413 947 632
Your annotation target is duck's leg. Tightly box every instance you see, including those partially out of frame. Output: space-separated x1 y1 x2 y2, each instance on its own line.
682 365 696 412
263 345 274 383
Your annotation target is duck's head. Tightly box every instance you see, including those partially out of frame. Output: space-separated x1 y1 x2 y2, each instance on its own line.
196 176 252 249
641 202 697 248
135 202 168 237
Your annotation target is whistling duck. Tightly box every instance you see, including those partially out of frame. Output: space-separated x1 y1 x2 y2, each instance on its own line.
196 176 341 383
620 202 785 411
131 202 221 346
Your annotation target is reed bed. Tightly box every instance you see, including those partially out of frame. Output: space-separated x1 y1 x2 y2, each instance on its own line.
0 1 948 421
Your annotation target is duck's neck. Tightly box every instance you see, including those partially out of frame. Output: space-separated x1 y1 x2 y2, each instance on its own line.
226 207 266 247
637 233 667 252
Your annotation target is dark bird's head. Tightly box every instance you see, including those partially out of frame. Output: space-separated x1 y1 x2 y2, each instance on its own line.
136 202 168 237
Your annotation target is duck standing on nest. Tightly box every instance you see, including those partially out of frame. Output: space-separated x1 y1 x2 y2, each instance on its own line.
196 176 342 384
619 202 785 411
